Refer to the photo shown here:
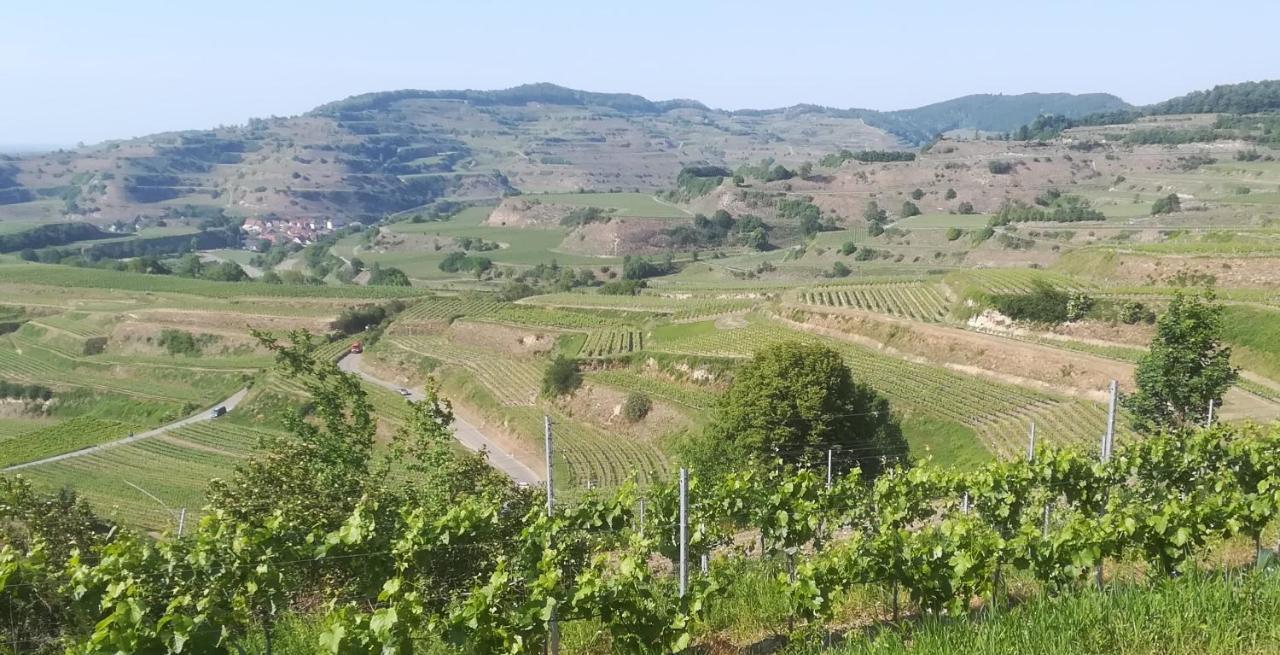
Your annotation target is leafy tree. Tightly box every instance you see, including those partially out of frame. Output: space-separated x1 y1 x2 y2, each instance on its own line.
910 188 925 201
945 227 963 241
862 201 887 224
684 342 905 478
945 188 958 200
368 265 412 286
1125 291 1238 431
839 240 858 255
204 260 249 282
900 201 921 218
1151 193 1182 215
496 281 538 301
867 222 885 237
599 279 645 295
542 355 582 396
830 261 852 277
957 201 976 215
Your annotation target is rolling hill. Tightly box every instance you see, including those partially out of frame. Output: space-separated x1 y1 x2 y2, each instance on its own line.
0 84 1133 227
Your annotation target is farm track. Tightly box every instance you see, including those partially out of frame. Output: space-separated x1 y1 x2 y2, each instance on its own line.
338 353 540 485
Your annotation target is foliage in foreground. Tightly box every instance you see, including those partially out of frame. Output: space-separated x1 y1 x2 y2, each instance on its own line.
2 335 1279 654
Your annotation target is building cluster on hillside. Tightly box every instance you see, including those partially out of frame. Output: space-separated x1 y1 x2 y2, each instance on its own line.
241 216 346 248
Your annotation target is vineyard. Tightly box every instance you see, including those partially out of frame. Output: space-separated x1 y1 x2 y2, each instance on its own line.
578 329 645 358
17 420 283 530
587 370 718 411
11 422 1277 654
384 333 542 406
649 317 1120 453
0 416 134 468
795 282 950 322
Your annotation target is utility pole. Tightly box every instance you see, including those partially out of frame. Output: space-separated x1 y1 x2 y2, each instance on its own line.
826 449 834 489
543 416 559 655
678 468 688 598
1207 399 1215 427
1097 381 1117 590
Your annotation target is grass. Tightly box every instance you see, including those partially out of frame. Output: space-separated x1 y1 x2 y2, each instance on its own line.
347 207 623 279
900 413 991 470
805 571 1280 655
525 192 690 218
1221 305 1280 381
896 213 993 229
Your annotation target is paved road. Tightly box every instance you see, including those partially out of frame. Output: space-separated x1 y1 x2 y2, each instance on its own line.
337 353 541 485
4 388 250 472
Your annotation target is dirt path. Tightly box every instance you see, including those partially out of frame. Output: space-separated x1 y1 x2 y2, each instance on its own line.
650 194 693 216
338 353 541 484
3 388 249 472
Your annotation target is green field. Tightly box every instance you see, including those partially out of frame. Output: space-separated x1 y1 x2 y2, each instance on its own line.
896 212 994 228
524 192 691 218
338 206 622 279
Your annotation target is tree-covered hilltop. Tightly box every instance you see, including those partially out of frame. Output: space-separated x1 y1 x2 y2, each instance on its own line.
1016 79 1280 139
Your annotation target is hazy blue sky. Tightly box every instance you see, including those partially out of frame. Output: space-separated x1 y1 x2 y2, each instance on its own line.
3 0 1277 146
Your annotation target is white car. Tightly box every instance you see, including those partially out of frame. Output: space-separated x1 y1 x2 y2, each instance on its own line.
397 388 412 397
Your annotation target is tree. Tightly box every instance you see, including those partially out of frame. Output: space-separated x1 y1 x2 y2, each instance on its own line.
1151 193 1182 215
945 188 958 200
862 201 887 224
368 265 411 286
542 355 582 396
839 240 858 255
684 342 905 478
945 227 964 241
910 188 925 201
1124 291 1238 431
204 260 249 282
900 201 921 218
957 201 976 215
830 261 851 277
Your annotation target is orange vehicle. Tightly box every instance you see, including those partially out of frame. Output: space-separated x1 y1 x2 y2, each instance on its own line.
349 341 363 354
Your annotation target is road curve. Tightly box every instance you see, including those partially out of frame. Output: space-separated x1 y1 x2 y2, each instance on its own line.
337 353 541 485
3 388 250 473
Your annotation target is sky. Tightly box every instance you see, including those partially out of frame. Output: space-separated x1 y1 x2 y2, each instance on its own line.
3 0 1278 146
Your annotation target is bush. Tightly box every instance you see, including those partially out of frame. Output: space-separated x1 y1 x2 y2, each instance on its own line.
910 188 925 201
900 201 921 218
839 240 858 255
830 261 852 277
990 283 1070 323
1151 193 1182 215
945 227 963 241
957 201 976 215
622 392 652 422
542 355 582 396
157 329 212 357
945 188 958 200
368 265 412 286
1120 301 1156 325
599 279 645 295
988 160 1014 174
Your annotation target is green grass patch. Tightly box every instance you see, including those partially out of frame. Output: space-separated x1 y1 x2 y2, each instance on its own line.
525 192 690 218
896 213 993 229
1222 305 1280 381
900 412 991 470
813 572 1280 655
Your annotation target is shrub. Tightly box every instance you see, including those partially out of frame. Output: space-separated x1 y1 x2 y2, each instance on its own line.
1151 193 1182 215
830 261 852 277
622 392 652 422
945 227 963 241
957 201 976 215
988 160 1014 174
900 201 921 218
542 355 582 396
1120 301 1156 325
990 283 1070 323
944 188 957 200
909 188 925 201
839 240 858 255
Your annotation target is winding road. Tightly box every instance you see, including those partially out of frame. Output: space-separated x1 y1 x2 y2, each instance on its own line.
338 353 541 485
3 388 250 472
